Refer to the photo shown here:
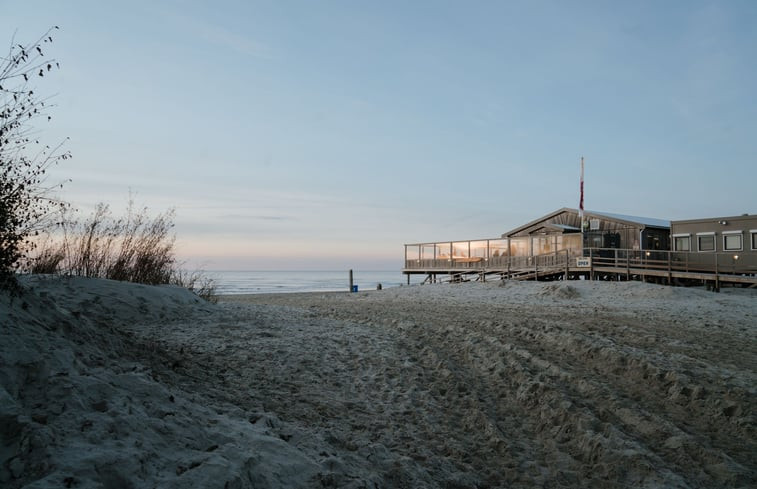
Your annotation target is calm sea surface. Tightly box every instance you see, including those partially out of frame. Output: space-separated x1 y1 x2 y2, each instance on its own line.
209 270 421 295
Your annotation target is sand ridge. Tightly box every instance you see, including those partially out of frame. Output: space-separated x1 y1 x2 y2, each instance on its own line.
2 276 756 488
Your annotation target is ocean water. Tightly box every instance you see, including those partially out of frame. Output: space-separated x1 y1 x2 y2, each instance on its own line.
208 270 417 295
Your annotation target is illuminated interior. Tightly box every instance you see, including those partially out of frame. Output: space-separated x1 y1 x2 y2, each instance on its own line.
405 233 585 267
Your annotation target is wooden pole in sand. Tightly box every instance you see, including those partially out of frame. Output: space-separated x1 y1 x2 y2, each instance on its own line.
349 269 354 292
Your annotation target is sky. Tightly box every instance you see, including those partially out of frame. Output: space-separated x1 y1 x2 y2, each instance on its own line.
2 0 756 270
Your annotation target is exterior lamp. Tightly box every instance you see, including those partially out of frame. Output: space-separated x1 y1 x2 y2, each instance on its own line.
645 251 651 257
733 255 739 261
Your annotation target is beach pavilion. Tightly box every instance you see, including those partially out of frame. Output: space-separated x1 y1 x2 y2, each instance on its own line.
403 207 757 288
501 207 670 256
403 207 670 276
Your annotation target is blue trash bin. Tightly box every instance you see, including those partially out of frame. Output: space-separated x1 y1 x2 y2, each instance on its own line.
351 285 358 292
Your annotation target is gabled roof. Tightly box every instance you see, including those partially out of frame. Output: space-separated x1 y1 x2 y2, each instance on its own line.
502 207 670 238
502 207 574 237
589 210 670 229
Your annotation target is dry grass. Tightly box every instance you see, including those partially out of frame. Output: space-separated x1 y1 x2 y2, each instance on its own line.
26 199 216 302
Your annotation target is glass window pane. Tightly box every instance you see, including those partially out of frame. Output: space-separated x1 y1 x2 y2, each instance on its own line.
698 235 715 251
489 239 508 257
470 241 488 258
675 236 690 251
510 237 528 256
407 245 421 261
724 234 742 251
421 245 437 260
531 236 553 255
556 234 581 253
452 242 468 258
752 232 757 250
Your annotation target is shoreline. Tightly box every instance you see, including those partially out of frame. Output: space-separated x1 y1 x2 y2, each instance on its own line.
207 269 407 296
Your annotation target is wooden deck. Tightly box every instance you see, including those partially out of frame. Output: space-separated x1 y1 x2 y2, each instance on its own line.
403 248 757 289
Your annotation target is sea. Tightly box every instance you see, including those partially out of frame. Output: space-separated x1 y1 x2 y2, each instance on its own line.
208 270 421 295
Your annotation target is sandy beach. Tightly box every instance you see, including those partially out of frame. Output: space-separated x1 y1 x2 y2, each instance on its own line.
2 275 755 488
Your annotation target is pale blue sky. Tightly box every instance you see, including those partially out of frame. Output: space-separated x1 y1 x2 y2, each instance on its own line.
3 1 755 270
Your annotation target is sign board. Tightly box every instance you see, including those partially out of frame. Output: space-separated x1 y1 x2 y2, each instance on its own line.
576 257 591 268
589 219 600 230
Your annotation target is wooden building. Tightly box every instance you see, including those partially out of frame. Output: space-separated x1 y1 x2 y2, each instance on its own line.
403 207 670 280
403 208 757 287
502 207 670 256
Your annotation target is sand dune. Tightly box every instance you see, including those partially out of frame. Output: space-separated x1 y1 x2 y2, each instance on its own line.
2 275 755 488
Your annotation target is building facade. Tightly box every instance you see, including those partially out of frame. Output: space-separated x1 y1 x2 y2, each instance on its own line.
403 208 756 284
501 208 670 256
670 214 757 255
404 207 671 268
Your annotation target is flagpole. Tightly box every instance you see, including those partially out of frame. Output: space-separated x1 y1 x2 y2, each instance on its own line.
580 156 585 251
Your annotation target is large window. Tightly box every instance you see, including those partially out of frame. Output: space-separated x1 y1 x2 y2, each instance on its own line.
452 242 469 258
489 239 508 258
531 236 554 255
697 233 715 252
470 241 488 259
673 234 691 251
751 230 757 250
509 237 529 257
556 234 581 253
406 245 421 262
723 231 743 251
421 244 437 260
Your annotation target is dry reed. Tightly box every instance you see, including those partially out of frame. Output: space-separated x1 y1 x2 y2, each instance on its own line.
27 199 216 302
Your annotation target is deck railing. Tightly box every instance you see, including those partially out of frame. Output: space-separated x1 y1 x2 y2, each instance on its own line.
405 247 757 277
404 249 580 271
586 248 757 276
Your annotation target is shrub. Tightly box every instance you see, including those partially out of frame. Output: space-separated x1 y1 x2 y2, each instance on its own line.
0 28 69 291
171 269 218 303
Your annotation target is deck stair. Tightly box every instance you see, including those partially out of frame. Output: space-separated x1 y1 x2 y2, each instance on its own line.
511 266 566 281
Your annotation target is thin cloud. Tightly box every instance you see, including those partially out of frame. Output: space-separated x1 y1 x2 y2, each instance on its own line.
217 214 293 222
194 21 272 59
157 8 272 59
